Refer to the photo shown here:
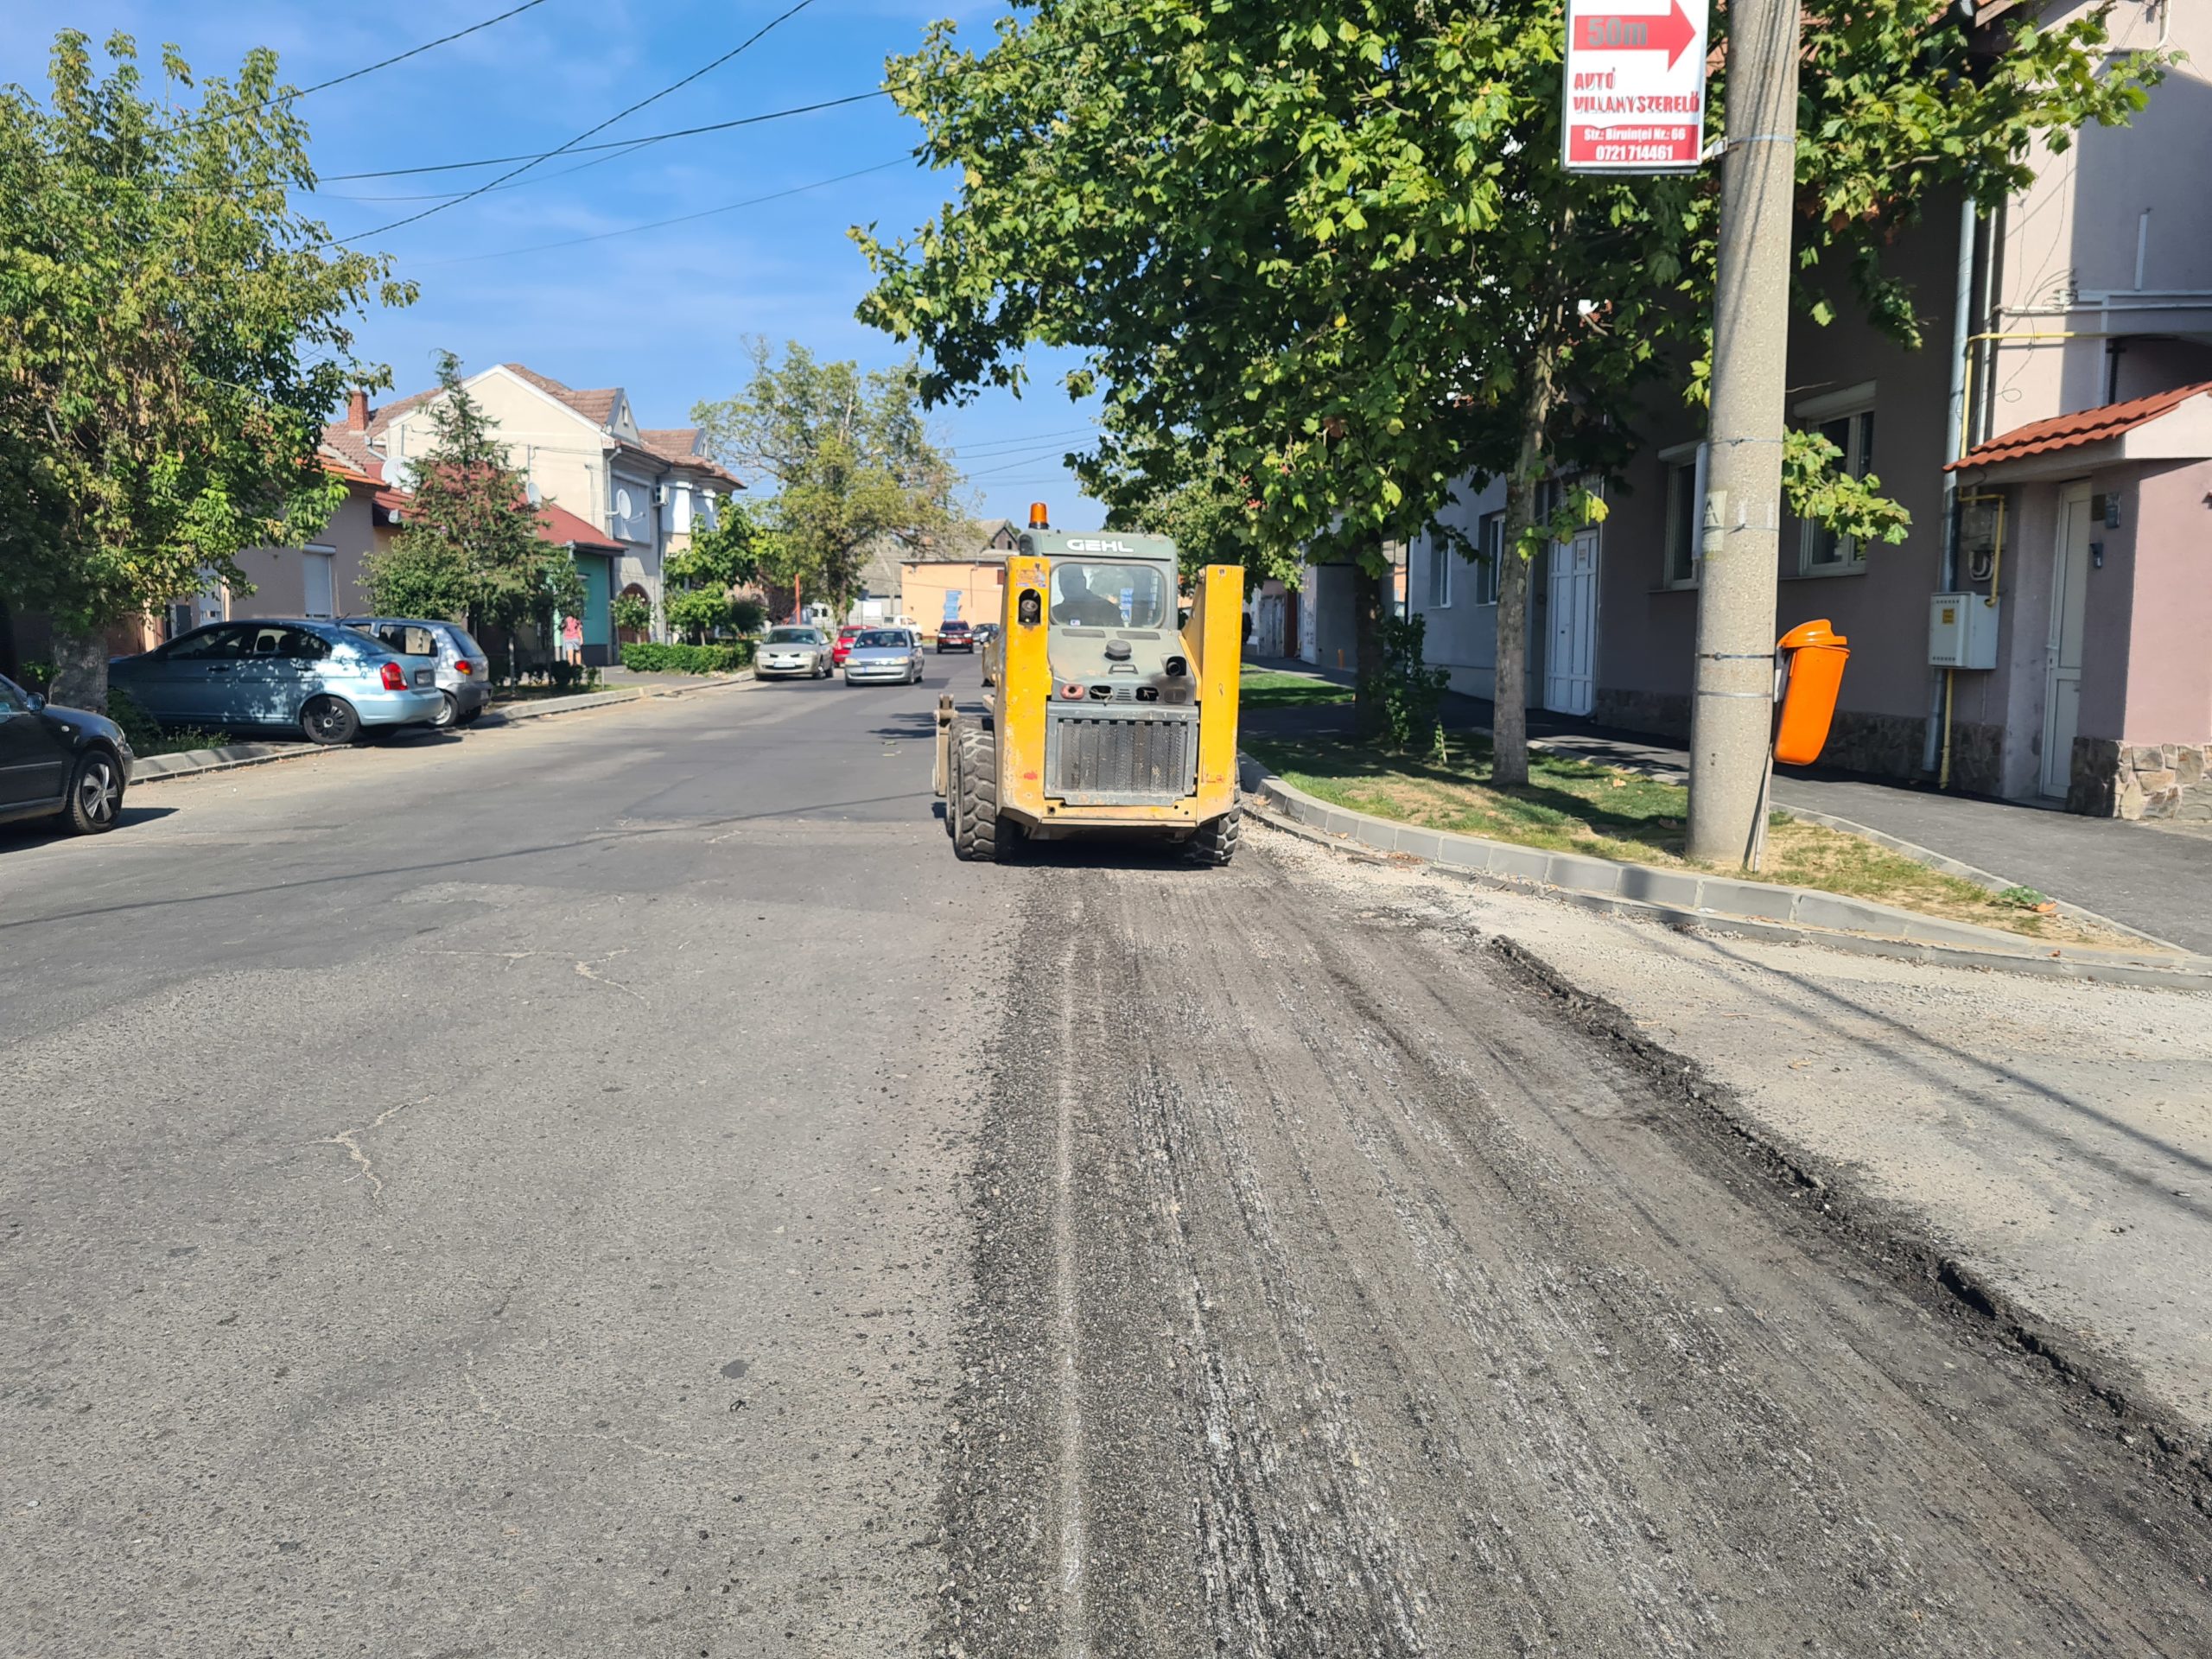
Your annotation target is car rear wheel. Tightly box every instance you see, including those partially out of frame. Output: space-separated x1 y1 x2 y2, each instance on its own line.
302 695 359 746
430 690 459 728
58 747 124 835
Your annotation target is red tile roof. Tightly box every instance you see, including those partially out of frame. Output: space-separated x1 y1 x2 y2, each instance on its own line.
318 425 385 479
502 363 622 427
1949 380 2212 471
639 426 702 461
535 501 620 550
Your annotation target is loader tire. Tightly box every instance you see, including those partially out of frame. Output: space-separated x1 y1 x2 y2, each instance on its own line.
1188 798 1243 867
953 721 1017 862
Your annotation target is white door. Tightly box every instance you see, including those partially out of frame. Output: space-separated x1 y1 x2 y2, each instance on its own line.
1545 527 1599 715
2039 487 2092 798
302 548 336 620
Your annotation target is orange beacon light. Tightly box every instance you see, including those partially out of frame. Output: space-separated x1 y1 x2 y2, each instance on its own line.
1772 619 1849 766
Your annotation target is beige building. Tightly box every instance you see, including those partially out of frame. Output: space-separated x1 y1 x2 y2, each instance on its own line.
890 518 1020 636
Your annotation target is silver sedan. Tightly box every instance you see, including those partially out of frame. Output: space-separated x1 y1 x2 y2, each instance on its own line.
754 626 834 680
842 628 924 686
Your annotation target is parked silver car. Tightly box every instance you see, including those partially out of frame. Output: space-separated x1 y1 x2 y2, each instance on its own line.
842 628 924 686
109 620 443 745
342 617 492 728
755 626 834 680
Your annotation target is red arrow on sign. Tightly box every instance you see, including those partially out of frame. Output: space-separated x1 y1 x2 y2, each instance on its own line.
1577 0 1699 70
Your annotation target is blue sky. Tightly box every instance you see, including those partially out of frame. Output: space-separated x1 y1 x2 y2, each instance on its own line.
0 0 1106 528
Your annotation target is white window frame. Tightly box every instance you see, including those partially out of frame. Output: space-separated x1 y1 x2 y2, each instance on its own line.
1659 440 1705 589
1794 381 1876 575
1426 531 1452 609
300 543 338 619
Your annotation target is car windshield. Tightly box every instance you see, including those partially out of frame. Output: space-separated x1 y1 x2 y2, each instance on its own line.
855 630 907 649
766 628 819 644
1049 562 1171 628
941 620 969 632
0 675 29 714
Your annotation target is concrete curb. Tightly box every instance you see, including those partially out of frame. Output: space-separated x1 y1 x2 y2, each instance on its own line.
1239 659 2183 956
1239 756 2212 992
130 673 747 788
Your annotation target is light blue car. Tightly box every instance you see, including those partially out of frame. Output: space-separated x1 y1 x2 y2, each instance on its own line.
110 619 445 745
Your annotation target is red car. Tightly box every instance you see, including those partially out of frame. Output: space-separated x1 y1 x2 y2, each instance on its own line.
830 625 865 668
936 620 976 654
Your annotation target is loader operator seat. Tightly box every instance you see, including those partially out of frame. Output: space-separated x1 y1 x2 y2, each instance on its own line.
1050 566 1126 627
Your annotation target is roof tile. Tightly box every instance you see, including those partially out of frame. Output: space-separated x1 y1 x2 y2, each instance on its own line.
1951 380 2212 471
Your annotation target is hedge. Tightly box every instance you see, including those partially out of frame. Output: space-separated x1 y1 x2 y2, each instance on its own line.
620 641 755 674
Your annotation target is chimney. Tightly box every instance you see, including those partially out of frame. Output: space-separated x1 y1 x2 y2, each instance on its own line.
346 389 369 433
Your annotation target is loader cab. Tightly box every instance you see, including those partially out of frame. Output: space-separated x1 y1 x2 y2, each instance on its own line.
1014 531 1193 709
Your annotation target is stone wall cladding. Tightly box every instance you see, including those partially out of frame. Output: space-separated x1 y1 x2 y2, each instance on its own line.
2075 737 2212 820
1593 688 1690 739
1818 710 1927 780
1944 721 2005 798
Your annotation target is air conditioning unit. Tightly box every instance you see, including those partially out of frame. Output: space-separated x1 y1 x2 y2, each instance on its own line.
654 483 676 507
1929 593 2000 670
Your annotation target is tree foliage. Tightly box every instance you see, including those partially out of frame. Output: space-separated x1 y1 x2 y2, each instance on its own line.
855 0 2162 774
664 496 768 642
0 30 413 705
693 339 964 606
362 352 582 642
1075 420 1283 584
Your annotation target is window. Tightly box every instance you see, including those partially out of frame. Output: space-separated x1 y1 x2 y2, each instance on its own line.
1049 563 1170 627
1794 385 1877 574
1661 442 1704 588
1473 512 1504 607
163 625 251 661
1426 534 1452 609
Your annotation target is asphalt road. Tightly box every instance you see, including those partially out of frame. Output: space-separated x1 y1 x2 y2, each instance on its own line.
5 658 2209 1657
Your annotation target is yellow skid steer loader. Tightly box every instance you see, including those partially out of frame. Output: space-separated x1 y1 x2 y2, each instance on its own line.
935 512 1243 864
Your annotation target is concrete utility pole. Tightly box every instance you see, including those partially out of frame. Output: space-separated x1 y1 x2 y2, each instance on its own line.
1686 0 1802 865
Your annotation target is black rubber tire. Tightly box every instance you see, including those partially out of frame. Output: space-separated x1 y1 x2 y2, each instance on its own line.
1188 798 1243 867
430 690 459 729
302 695 359 746
57 747 124 835
952 721 1018 862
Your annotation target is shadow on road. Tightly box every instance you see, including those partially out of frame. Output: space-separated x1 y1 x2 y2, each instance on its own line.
0 803 180 852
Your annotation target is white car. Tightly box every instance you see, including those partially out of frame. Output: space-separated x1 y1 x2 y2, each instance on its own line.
754 626 834 680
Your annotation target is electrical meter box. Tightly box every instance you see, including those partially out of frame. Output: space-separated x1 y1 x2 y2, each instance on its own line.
1929 593 2000 670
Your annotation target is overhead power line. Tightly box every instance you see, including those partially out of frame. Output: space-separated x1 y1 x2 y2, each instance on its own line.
414 156 911 265
315 91 886 184
329 0 824 244
180 0 552 129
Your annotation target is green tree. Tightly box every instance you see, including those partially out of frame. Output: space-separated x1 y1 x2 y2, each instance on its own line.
362 352 583 646
1074 421 1280 585
856 0 2159 778
611 591 653 638
664 497 766 643
0 31 413 709
693 340 964 611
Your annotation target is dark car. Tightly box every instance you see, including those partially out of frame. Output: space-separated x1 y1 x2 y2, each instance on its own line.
0 673 134 835
936 620 976 654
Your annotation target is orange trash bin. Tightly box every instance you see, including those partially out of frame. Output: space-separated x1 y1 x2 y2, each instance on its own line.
1773 620 1849 766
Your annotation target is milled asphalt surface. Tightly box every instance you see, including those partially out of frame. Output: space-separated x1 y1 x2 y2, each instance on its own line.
7 659 2212 1656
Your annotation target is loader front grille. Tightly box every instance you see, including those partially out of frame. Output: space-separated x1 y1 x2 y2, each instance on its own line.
1045 706 1200 805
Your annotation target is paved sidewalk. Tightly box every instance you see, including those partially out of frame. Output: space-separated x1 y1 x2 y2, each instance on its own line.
1242 655 2212 955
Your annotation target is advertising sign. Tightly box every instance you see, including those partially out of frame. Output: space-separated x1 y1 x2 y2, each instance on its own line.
1562 0 1710 173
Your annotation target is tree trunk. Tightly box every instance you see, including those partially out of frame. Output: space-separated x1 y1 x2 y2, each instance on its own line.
1492 340 1560 789
48 626 110 714
1350 557 1385 735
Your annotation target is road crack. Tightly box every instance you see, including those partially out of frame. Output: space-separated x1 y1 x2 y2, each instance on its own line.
310 1094 431 1202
